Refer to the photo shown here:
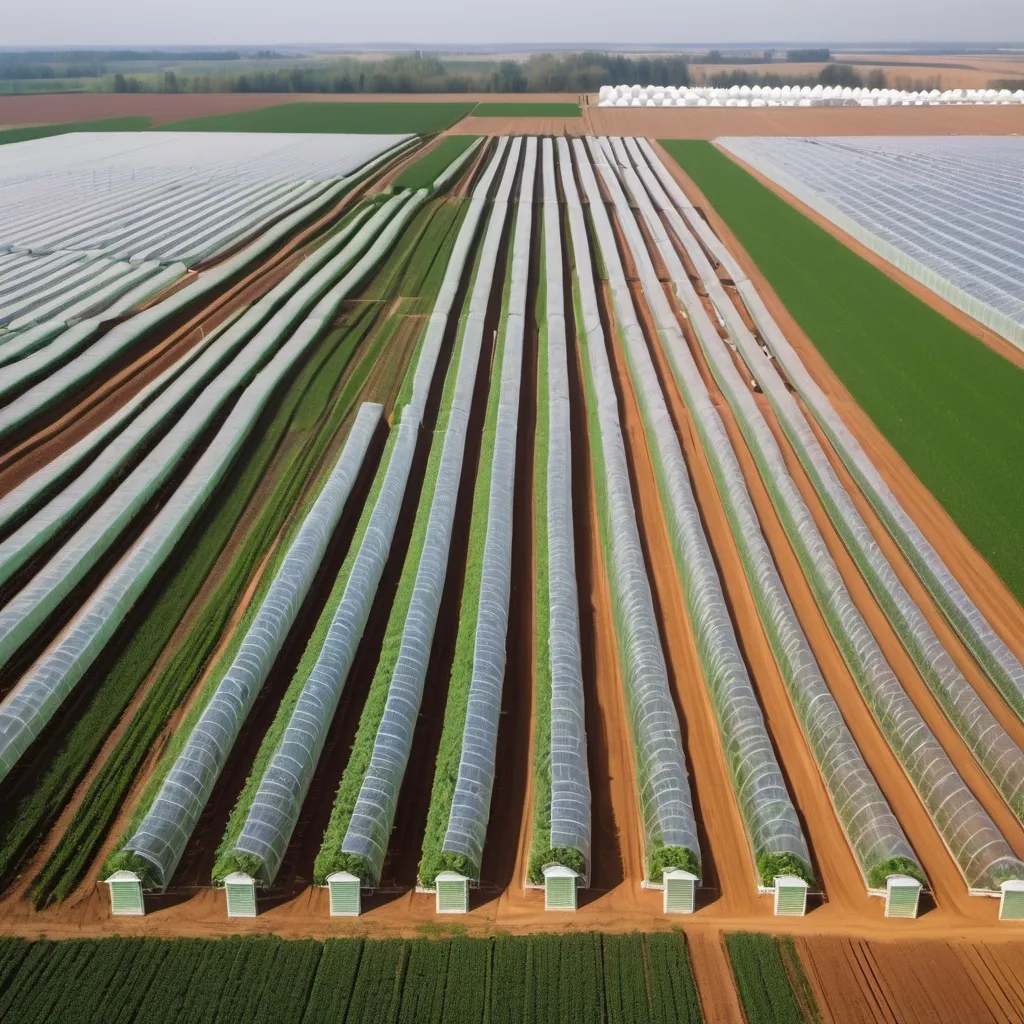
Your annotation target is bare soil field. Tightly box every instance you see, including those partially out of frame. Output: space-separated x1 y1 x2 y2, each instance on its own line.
0 92 578 129
588 103 1024 139
798 935 1024 1024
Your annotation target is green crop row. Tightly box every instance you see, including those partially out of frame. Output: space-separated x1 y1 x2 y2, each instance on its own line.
0 933 705 1023
417 226 515 888
726 932 819 1024
393 136 481 191
312 251 480 886
570 269 698 884
528 228 556 883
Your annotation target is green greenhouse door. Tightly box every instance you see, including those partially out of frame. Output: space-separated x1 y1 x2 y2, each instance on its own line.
545 876 576 911
328 875 360 917
225 875 257 918
108 878 144 916
773 877 808 917
1000 883 1024 921
436 872 468 914
663 870 697 915
885 877 921 919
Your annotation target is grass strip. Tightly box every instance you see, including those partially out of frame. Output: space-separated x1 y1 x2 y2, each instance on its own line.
0 116 151 146
393 137 480 191
472 102 582 117
158 102 474 135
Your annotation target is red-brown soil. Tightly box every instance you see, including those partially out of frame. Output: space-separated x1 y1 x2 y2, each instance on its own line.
0 92 577 129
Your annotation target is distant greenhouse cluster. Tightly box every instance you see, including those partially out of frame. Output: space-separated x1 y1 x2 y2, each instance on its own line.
598 83 1024 108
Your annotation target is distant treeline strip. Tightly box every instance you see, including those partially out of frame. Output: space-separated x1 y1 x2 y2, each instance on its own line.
104 52 695 94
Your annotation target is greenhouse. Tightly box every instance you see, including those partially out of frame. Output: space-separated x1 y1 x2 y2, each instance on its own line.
718 135 1024 350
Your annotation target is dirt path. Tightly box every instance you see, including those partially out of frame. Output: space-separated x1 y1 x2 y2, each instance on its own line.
687 931 745 1024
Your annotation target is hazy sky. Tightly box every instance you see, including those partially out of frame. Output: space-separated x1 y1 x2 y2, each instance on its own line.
4 0 1023 47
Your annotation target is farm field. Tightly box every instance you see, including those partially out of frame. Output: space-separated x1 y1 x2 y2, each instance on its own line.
0 115 151 145
661 139 1024 605
471 102 582 117
156 101 476 134
0 118 1023 1021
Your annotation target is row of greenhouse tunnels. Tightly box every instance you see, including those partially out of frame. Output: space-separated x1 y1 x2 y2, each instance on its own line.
103 868 1024 920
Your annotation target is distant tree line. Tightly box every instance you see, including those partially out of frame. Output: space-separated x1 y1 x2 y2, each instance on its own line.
701 65 889 90
109 51 695 94
0 50 245 80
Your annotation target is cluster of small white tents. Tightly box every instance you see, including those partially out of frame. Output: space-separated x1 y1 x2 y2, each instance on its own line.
598 83 1024 108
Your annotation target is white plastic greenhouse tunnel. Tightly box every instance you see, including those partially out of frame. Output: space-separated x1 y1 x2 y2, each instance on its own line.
542 864 580 911
435 871 470 914
327 872 362 917
224 872 257 918
1000 880 1024 921
885 875 923 919
662 868 698 914
773 876 809 917
596 83 1024 108
106 871 145 916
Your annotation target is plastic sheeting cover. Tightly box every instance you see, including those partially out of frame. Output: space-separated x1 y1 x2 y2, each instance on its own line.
0 189 428 785
440 137 538 874
224 140 513 886
620 136 923 889
537 137 591 874
619 137 1023 893
122 403 382 887
560 137 700 880
338 138 522 884
717 136 1024 351
583 137 811 886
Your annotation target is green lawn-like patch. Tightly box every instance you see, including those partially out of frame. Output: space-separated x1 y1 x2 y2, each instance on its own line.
392 136 480 191
660 140 1024 604
0 933 704 1023
472 102 581 117
0 116 151 146
158 101 474 135
726 932 819 1024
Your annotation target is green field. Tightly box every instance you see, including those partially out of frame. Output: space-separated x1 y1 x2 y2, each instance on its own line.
0 116 151 145
392 135 480 191
158 101 474 135
471 102 581 117
662 140 1024 604
0 933 704 1023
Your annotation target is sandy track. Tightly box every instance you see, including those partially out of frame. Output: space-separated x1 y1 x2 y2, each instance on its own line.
687 931 745 1023
588 105 1024 139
